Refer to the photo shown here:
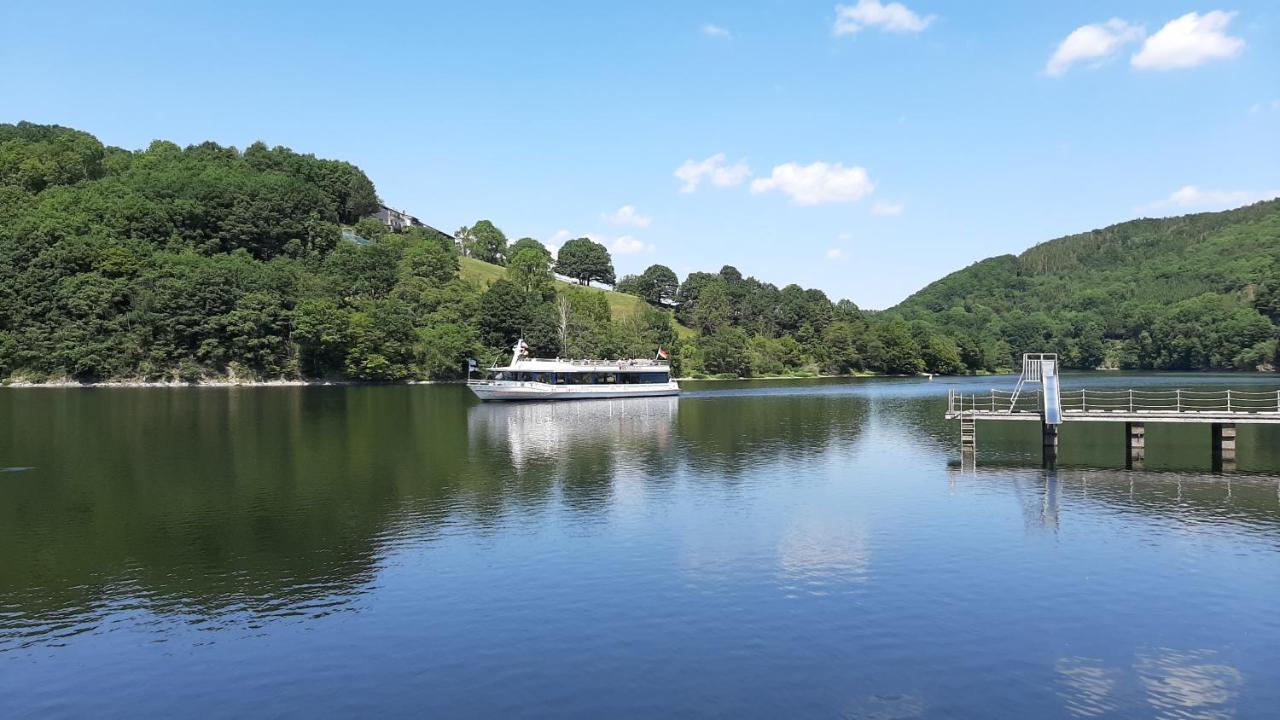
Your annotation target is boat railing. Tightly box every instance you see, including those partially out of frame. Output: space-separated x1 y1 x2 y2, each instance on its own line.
467 379 551 388
494 358 670 369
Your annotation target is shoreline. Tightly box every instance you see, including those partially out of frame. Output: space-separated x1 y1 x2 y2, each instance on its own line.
677 372 886 381
2 372 920 388
4 368 1273 389
1 378 457 389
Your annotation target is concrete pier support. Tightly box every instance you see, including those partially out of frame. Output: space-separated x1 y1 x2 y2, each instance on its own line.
1125 422 1145 470
1042 423 1058 468
1211 423 1237 473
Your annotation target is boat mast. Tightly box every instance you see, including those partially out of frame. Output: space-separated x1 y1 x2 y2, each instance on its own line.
510 338 529 366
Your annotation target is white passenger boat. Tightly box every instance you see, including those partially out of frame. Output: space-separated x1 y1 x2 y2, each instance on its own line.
467 340 680 401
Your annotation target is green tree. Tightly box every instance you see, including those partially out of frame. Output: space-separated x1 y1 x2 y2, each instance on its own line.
507 246 555 297
820 321 864 375
345 299 416 380
508 237 552 264
400 233 460 285
293 299 350 377
324 241 401 301
416 322 478 379
463 219 508 264
921 335 964 375
476 279 561 356
614 274 642 296
558 289 612 357
701 327 750 376
554 238 615 285
690 281 732 334
637 264 679 304
869 320 924 375
353 217 387 244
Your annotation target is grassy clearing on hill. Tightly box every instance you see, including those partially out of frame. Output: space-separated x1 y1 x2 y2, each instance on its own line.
459 256 694 338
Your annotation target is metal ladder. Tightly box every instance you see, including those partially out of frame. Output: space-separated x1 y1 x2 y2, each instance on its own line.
959 396 976 449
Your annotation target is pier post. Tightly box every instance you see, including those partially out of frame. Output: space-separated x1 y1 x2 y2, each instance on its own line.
1125 422 1145 470
1211 423 1236 473
1042 422 1058 468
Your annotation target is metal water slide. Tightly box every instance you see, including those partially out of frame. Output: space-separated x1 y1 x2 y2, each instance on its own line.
1040 357 1062 425
1008 354 1062 424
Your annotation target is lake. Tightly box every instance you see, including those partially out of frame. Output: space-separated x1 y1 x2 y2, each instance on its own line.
2 374 1280 718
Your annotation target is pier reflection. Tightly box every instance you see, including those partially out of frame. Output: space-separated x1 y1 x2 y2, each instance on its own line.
1 376 1277 720
949 464 1280 538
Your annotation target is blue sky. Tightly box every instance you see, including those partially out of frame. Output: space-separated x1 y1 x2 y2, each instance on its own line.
3 1 1278 308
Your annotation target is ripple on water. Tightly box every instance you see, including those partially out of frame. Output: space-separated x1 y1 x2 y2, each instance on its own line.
1 382 1278 717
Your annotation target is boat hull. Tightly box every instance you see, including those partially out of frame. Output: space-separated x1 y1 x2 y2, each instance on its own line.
467 381 680 402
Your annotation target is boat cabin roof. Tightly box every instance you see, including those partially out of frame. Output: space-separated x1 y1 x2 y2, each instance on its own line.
489 358 670 373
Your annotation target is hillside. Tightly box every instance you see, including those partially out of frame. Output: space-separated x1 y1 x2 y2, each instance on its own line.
891 200 1280 370
0 122 692 383
459 256 695 339
1 120 1274 383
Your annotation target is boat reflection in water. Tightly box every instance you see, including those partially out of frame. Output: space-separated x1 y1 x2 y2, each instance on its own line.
466 396 679 471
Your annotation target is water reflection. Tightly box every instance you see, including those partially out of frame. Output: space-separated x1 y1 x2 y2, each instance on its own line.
1054 650 1244 719
1 379 1278 718
951 468 1280 538
1137 649 1243 720
777 520 872 597
467 396 678 472
1055 656 1121 718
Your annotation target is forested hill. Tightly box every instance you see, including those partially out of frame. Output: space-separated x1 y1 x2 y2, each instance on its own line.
0 122 688 383
1 120 1276 383
890 200 1280 370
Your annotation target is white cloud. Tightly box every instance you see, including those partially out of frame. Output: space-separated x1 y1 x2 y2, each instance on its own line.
833 0 935 36
1141 185 1278 214
546 229 571 255
1250 99 1280 114
871 200 904 216
1131 11 1244 70
1046 19 1144 76
826 248 845 260
608 235 653 255
602 205 652 227
552 231 652 256
702 23 731 38
674 153 752 193
750 161 875 206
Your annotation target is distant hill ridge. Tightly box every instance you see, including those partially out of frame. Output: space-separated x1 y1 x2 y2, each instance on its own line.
891 199 1280 370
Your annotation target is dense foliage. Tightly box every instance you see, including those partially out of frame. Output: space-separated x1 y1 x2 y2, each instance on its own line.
660 265 948 378
2 122 1274 383
616 264 679 305
891 201 1280 371
554 237 615 286
0 123 671 382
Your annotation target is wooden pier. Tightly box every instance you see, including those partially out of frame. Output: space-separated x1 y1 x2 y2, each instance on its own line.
946 355 1280 470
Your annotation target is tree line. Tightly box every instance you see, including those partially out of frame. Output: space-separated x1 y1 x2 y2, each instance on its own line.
890 201 1280 372
1 122 1275 383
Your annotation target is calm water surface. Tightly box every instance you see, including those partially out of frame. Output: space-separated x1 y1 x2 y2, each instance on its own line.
2 374 1280 718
